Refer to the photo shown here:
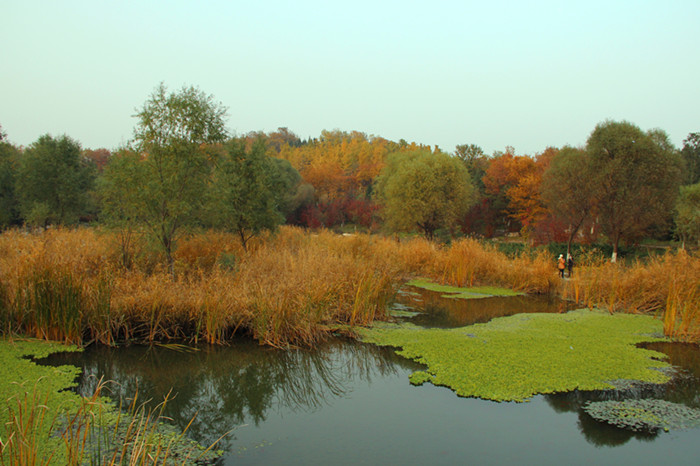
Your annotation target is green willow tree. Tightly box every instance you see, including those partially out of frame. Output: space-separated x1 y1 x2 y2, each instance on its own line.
375 150 475 240
586 121 682 261
541 146 596 256
97 148 143 268
131 83 228 271
16 134 96 227
208 138 298 250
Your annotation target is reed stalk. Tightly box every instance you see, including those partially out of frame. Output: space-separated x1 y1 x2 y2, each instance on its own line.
1 227 698 345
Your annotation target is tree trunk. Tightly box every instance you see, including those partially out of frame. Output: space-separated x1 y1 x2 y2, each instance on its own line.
611 236 619 263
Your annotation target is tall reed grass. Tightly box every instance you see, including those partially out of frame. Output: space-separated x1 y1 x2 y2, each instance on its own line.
560 249 700 341
0 378 222 465
0 227 698 346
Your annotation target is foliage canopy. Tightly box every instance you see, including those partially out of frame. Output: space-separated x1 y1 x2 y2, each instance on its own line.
375 150 475 239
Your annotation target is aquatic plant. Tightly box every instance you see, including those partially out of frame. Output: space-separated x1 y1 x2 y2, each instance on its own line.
406 278 522 299
359 309 671 402
0 338 222 465
583 399 700 432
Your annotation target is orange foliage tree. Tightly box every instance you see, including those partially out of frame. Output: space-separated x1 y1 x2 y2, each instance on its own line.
482 147 556 238
259 129 429 229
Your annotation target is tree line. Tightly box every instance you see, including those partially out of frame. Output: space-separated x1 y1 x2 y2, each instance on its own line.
1 83 699 265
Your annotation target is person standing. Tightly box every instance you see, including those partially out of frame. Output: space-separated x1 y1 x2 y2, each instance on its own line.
557 254 566 278
566 253 574 278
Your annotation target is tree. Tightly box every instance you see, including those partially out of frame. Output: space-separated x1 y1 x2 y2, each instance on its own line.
541 146 596 255
586 121 682 261
680 133 700 185
131 83 228 271
83 148 111 172
208 138 296 250
482 148 548 236
97 148 143 268
675 182 700 248
454 144 485 165
16 134 96 227
375 150 476 239
0 140 20 228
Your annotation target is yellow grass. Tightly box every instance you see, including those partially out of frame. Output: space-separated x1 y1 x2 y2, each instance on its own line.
0 227 698 346
561 249 700 341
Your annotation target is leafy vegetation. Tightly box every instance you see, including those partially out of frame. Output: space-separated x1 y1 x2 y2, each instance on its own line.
374 150 476 239
0 338 220 464
359 309 671 402
406 278 522 299
584 399 700 432
15 134 96 227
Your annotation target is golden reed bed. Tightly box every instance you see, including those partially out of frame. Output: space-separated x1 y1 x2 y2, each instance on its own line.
0 227 697 346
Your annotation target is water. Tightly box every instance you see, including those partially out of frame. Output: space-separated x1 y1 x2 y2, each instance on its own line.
42 288 700 465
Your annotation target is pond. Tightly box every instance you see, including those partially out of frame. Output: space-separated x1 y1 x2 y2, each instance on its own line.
42 286 700 465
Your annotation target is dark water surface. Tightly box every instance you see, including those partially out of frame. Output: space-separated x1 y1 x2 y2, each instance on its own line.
43 289 700 465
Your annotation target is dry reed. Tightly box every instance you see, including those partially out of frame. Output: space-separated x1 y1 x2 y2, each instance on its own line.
1 227 698 346
561 249 700 341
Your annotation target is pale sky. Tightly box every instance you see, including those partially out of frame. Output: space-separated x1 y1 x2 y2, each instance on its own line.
2 0 699 156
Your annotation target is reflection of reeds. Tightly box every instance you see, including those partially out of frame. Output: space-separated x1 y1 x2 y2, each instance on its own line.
1 227 698 345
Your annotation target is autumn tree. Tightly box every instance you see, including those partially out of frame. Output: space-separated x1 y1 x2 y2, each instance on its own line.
83 148 111 172
541 146 596 255
16 134 96 227
130 83 228 271
482 148 549 236
586 120 682 261
675 182 700 248
375 150 475 239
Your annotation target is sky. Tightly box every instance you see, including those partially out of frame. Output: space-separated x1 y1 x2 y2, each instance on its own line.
2 0 699 156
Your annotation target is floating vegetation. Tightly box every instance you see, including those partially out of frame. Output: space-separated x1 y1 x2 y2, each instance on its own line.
359 309 670 402
388 302 421 318
406 279 522 299
584 399 700 432
0 338 221 464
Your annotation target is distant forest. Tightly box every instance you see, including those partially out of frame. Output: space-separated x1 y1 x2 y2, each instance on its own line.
1 85 699 261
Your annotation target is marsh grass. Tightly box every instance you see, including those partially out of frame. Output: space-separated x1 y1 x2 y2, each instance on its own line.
0 377 222 466
561 250 700 341
1 227 699 346
1 384 56 465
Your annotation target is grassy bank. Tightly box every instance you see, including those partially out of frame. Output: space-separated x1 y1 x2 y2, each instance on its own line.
0 227 698 347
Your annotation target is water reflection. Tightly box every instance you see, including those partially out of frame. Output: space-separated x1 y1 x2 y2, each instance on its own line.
43 338 423 450
39 291 700 460
397 286 700 446
396 285 568 328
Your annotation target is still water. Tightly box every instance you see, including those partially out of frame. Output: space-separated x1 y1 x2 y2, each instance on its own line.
43 288 700 465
